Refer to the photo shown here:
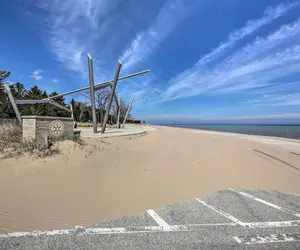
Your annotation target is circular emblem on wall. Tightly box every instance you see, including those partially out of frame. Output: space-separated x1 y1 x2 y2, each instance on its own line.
49 120 65 137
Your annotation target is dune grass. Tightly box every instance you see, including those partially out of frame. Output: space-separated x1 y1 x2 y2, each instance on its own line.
0 123 61 159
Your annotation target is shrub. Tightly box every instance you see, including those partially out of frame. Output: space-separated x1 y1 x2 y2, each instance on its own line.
0 124 59 159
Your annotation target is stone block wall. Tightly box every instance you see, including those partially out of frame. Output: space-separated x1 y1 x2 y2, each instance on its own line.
22 118 36 140
22 116 74 142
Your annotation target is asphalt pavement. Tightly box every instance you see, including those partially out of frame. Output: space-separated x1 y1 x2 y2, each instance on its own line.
1 189 300 249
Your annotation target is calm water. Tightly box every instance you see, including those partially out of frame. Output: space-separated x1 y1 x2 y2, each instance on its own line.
161 124 300 139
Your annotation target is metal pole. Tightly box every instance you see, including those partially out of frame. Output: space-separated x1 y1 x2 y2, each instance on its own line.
122 96 134 128
46 69 150 100
116 94 121 129
15 99 71 112
16 100 49 104
4 84 22 125
101 60 122 134
87 53 97 134
49 100 72 112
70 103 74 119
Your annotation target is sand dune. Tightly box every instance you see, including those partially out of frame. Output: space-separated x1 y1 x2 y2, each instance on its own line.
0 126 300 233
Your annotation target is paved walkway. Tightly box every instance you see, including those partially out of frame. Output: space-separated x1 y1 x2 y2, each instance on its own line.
1 189 300 249
76 125 156 139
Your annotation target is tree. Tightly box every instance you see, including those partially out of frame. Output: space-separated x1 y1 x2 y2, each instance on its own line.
11 82 26 99
24 86 47 115
0 70 10 83
0 70 12 118
82 88 110 124
70 99 89 122
95 89 110 124
48 92 69 117
0 70 11 102
111 98 131 123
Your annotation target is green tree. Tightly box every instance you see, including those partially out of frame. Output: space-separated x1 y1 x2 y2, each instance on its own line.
0 70 12 118
24 86 45 115
0 70 87 119
48 92 69 117
0 70 10 83
11 82 26 99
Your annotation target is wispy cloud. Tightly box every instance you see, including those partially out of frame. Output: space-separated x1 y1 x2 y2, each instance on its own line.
195 1 300 68
120 0 206 70
246 92 300 107
117 73 161 109
36 0 120 73
162 1 300 103
30 69 43 80
52 78 59 83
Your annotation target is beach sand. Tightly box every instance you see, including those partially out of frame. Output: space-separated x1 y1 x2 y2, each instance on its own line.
0 125 300 234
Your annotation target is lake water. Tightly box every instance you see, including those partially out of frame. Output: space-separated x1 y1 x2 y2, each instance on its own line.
161 124 300 139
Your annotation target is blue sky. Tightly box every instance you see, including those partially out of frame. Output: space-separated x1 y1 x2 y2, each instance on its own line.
1 0 300 124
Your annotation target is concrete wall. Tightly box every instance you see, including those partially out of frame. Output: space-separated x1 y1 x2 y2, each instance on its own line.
22 116 74 142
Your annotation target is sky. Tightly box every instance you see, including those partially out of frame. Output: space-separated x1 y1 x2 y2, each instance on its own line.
1 0 300 124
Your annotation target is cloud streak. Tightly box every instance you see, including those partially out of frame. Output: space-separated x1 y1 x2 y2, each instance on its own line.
161 1 300 105
36 0 120 73
246 92 300 107
195 1 300 68
120 0 205 70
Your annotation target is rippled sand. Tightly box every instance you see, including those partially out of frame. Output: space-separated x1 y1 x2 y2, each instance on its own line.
0 126 300 233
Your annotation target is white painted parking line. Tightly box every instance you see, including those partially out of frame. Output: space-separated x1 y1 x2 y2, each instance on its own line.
187 223 236 226
195 198 245 226
229 189 300 218
1 221 300 238
290 192 300 197
0 224 235 238
234 233 300 244
0 226 183 238
243 220 300 228
147 209 170 228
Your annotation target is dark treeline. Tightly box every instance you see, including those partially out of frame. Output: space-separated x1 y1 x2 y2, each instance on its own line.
0 70 140 124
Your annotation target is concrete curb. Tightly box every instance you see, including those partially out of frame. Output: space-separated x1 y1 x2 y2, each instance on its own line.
81 130 148 139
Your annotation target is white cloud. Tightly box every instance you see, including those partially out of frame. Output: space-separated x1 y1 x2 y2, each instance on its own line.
36 0 120 73
161 1 300 103
246 92 300 107
30 69 43 80
120 0 206 70
52 78 59 83
195 1 300 68
117 73 161 109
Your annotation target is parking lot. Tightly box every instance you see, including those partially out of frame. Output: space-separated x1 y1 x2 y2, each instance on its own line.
1 189 300 249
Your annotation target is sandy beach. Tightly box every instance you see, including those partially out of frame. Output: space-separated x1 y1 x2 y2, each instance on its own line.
0 125 300 234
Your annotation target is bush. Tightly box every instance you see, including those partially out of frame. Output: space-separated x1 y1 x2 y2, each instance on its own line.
0 123 22 152
0 124 59 159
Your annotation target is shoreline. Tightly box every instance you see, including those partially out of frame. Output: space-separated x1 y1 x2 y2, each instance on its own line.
152 124 300 140
152 124 300 145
